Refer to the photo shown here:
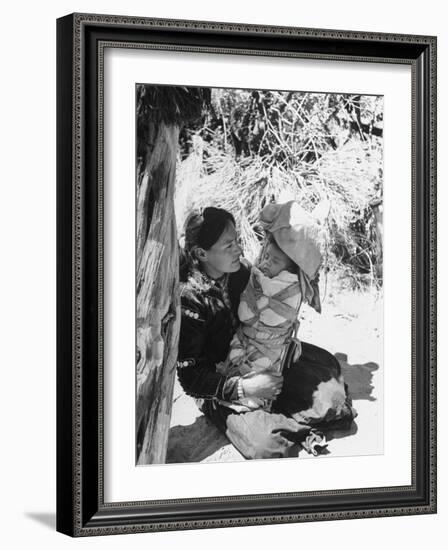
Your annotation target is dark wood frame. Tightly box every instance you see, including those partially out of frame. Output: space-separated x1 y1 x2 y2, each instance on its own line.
57 13 437 537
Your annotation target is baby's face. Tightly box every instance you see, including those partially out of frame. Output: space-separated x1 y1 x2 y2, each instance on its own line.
258 242 293 278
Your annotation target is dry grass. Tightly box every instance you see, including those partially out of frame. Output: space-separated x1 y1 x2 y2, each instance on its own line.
174 90 383 288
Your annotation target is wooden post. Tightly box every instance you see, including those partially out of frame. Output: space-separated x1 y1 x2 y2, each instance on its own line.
135 85 209 464
136 121 181 465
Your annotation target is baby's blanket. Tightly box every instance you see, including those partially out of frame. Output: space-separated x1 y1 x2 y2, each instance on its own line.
230 267 301 372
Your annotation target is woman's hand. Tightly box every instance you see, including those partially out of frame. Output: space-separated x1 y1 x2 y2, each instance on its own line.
241 371 283 400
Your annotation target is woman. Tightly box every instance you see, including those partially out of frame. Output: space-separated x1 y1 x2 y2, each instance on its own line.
177 206 355 459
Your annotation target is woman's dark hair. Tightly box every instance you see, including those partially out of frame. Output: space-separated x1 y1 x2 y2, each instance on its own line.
179 206 235 280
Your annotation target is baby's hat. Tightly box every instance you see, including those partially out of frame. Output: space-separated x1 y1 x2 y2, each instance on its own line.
259 200 324 279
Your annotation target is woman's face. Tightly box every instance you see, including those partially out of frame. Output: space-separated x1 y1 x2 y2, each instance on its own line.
199 222 242 279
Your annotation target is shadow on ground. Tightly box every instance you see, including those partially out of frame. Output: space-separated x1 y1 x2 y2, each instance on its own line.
25 512 55 530
167 415 232 463
335 352 379 402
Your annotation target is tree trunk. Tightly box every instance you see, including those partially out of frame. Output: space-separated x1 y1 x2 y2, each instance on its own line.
136 121 181 465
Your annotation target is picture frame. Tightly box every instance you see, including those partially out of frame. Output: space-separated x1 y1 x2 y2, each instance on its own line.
56 12 437 537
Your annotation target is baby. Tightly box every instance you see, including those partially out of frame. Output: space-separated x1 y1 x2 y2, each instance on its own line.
229 235 301 371
219 200 323 411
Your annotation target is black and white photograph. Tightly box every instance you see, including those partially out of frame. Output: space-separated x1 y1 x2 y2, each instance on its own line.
135 84 384 465
1 0 442 545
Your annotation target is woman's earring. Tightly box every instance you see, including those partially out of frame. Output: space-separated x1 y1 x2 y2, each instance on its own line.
195 247 207 262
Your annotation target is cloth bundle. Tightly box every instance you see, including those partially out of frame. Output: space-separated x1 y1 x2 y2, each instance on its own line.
228 267 301 374
219 201 327 412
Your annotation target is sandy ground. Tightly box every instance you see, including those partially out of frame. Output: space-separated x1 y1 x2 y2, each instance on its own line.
167 283 383 463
